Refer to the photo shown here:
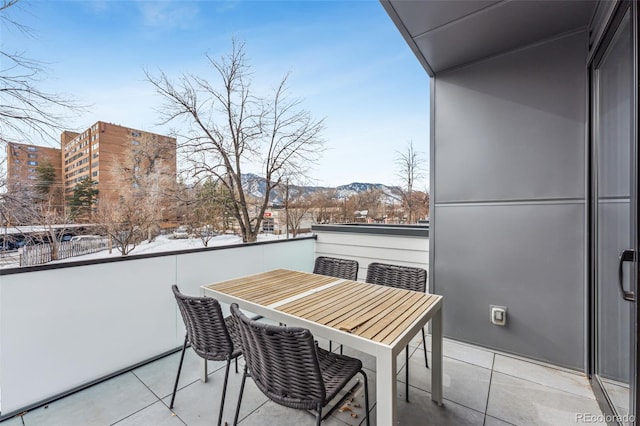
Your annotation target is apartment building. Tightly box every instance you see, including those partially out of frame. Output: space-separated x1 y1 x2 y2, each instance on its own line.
6 121 177 211
61 121 177 203
6 142 62 193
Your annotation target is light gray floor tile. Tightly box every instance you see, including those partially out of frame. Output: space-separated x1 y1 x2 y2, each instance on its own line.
21 372 157 426
422 336 495 370
399 349 492 413
133 349 228 399
112 401 185 426
486 372 606 426
0 415 24 426
238 399 352 426
164 364 268 426
493 354 594 399
368 386 485 426
483 415 517 426
329 373 374 426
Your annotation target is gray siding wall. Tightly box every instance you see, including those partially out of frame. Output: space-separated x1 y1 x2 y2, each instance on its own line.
432 31 587 369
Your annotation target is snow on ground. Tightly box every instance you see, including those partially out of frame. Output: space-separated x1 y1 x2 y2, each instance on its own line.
0 233 308 269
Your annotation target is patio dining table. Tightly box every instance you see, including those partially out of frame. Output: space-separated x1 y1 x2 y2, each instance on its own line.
201 268 443 425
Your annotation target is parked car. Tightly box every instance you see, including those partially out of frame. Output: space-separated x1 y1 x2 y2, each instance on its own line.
70 235 103 242
173 226 190 239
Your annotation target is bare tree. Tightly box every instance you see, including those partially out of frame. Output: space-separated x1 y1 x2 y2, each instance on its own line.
283 184 313 237
395 141 427 223
185 178 234 246
94 199 149 256
1 0 82 146
94 134 175 254
125 132 176 240
146 40 325 243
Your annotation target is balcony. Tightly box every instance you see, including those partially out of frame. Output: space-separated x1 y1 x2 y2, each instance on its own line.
0 225 605 425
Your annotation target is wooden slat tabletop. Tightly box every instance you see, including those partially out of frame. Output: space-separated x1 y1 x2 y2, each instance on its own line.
205 268 441 346
204 269 339 307
277 280 440 345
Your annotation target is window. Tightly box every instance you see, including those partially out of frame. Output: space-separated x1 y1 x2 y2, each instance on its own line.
14 159 20 164
132 140 140 145
28 175 37 180
28 168 36 173
27 161 37 166
27 154 37 159
92 171 98 177
131 131 141 137
27 146 37 152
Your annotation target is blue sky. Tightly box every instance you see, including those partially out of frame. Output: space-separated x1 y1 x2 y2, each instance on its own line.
4 0 430 188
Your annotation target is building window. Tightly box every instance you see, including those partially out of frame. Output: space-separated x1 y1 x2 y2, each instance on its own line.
28 175 37 180
27 154 37 158
14 159 19 164
92 171 98 177
28 168 36 173
27 147 38 152
27 161 37 166
132 140 140 145
131 131 141 137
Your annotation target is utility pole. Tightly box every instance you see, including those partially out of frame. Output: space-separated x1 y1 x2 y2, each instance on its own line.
285 179 290 239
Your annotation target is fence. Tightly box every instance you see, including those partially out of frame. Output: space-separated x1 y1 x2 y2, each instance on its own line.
19 239 109 267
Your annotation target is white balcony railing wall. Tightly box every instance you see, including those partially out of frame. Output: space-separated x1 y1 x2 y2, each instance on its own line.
0 238 316 417
313 223 430 284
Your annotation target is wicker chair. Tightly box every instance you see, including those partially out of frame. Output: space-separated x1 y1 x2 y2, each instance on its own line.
365 262 428 402
313 256 359 281
170 285 242 426
230 303 370 426
313 256 358 353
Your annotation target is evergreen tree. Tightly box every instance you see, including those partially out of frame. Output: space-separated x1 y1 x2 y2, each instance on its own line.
69 179 98 221
35 162 56 196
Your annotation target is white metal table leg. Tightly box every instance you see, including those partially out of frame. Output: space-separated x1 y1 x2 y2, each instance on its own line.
376 349 398 425
431 305 443 405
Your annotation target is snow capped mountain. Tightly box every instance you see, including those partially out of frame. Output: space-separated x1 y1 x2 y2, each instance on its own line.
240 174 403 204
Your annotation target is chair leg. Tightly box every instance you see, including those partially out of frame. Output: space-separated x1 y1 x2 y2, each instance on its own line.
235 357 238 374
217 359 232 426
316 403 322 426
405 346 410 402
233 366 248 426
340 345 343 355
329 340 332 352
422 327 429 368
169 335 188 409
360 370 371 426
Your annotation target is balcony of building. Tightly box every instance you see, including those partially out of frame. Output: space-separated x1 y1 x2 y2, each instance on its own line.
0 225 606 425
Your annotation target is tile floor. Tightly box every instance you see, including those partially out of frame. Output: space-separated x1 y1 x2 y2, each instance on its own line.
1 335 605 426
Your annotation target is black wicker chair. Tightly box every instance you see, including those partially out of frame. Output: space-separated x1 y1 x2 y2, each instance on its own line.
313 256 359 281
230 303 370 426
365 262 428 402
313 256 358 353
171 285 242 426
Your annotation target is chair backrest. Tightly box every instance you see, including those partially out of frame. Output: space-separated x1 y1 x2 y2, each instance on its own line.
231 303 326 410
313 256 358 281
172 285 234 361
365 262 427 293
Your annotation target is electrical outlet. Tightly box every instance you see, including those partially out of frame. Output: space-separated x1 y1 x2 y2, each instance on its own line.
490 305 507 326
